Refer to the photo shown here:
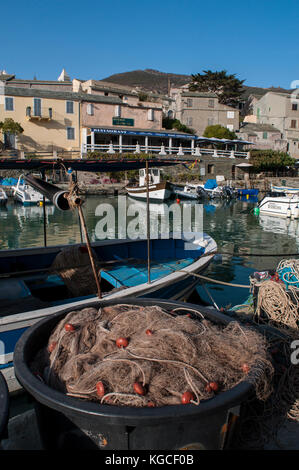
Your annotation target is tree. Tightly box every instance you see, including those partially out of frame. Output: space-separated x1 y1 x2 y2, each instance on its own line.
0 118 24 149
162 116 195 135
189 70 245 107
0 118 24 136
203 124 237 140
249 149 296 172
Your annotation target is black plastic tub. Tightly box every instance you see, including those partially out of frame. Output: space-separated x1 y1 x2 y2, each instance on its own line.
14 298 258 450
0 371 9 443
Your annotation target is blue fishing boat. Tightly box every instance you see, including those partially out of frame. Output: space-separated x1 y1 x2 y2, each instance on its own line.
0 233 216 390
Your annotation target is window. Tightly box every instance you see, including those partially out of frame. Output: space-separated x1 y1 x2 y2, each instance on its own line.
104 92 109 96
263 132 268 139
226 124 234 131
208 117 214 126
227 111 235 119
186 117 193 126
66 101 74 114
292 103 298 111
115 105 121 117
67 127 75 140
208 99 214 108
186 98 193 108
5 97 14 111
291 120 297 129
87 103 94 116
147 109 154 121
33 98 41 116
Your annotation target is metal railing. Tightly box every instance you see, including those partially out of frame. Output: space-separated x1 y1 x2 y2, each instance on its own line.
26 106 54 120
82 143 249 159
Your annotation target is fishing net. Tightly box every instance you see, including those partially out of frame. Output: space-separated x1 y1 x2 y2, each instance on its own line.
249 259 299 333
31 304 274 408
50 245 101 297
230 266 299 449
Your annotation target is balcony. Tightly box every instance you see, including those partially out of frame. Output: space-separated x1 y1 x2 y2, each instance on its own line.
26 107 53 121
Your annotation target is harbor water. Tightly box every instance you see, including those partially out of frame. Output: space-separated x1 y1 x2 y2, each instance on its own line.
1 195 298 309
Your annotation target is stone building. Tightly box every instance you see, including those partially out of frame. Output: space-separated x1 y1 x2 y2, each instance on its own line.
238 122 287 152
169 85 240 136
253 91 299 158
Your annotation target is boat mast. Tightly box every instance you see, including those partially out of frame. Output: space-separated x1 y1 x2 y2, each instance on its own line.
146 160 151 284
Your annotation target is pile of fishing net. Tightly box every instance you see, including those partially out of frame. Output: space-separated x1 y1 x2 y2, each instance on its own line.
50 245 100 297
31 304 274 408
230 259 299 449
250 259 299 333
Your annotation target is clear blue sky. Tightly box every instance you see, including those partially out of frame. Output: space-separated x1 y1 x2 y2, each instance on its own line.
1 0 298 89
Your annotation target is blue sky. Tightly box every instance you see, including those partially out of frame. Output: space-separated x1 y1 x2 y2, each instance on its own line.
1 0 298 89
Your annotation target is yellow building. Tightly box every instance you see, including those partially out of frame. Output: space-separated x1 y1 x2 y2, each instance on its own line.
0 84 81 152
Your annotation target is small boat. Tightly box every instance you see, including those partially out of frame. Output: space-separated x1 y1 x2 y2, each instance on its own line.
187 180 237 200
270 183 299 195
196 179 224 198
258 194 299 218
12 175 45 206
171 183 200 200
126 168 172 201
0 234 216 390
0 189 8 207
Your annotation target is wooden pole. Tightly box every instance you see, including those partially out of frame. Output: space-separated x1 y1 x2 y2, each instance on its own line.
146 160 151 283
41 170 47 247
43 196 47 247
78 205 102 298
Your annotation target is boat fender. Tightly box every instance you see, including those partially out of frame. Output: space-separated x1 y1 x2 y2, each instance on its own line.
287 207 291 218
294 207 299 219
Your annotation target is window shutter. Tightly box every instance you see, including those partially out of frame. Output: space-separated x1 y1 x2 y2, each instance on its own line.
148 109 154 121
115 105 121 117
87 103 94 115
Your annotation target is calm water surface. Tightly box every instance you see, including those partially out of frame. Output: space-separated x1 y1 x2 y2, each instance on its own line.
1 195 299 309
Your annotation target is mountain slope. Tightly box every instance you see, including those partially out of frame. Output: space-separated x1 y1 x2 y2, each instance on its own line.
101 69 190 94
102 69 291 98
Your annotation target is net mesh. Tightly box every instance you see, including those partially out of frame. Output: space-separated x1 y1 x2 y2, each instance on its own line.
31 304 274 408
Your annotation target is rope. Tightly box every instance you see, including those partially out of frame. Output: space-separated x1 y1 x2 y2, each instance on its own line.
255 279 299 331
176 271 251 288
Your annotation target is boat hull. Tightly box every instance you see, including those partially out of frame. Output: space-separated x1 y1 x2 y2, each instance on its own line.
0 235 217 390
126 181 172 201
259 196 299 218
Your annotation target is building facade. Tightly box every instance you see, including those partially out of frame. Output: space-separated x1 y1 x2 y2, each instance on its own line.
170 86 240 136
0 85 81 152
238 122 287 152
253 91 299 158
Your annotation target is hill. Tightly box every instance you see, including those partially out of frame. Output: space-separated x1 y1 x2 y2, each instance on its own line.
101 69 190 94
102 69 291 98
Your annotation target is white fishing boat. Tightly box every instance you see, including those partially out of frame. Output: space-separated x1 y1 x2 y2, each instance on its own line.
126 168 172 201
12 176 44 206
258 194 299 218
0 189 8 207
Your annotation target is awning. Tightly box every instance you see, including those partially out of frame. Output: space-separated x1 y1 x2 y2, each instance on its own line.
90 127 196 140
235 163 253 168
